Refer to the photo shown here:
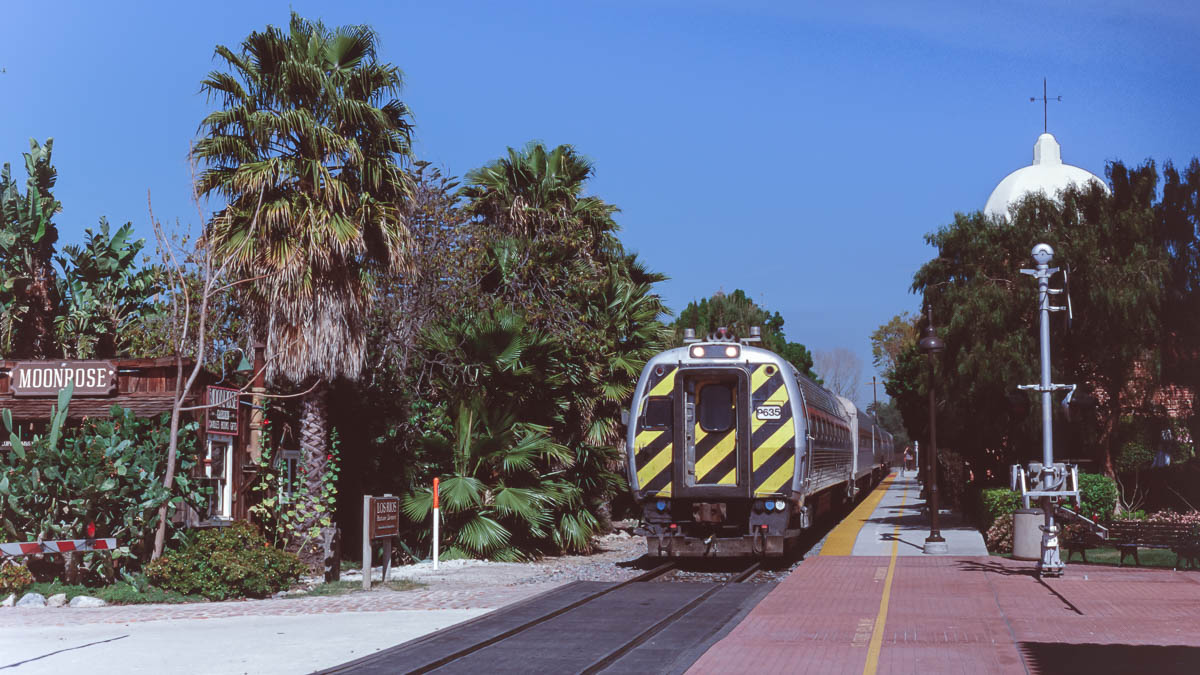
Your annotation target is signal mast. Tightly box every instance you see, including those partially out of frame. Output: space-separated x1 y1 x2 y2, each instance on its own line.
1012 243 1080 577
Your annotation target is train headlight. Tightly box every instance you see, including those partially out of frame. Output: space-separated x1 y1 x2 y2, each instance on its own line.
763 500 775 512
655 499 668 512
690 346 705 358
724 345 738 357
774 500 787 512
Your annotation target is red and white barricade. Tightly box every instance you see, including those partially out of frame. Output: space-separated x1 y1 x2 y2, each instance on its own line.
0 539 118 557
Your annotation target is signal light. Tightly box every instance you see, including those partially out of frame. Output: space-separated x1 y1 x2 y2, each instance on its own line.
764 500 775 512
86 521 95 538
655 500 667 511
774 500 786 511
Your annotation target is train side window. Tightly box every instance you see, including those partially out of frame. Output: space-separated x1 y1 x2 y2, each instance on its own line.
643 396 673 429
698 383 734 432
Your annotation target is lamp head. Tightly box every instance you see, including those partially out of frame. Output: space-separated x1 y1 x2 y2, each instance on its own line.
918 325 944 354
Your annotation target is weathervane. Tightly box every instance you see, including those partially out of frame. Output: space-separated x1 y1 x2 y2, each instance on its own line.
1030 77 1061 134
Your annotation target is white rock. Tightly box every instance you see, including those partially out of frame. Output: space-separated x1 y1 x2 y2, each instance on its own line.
16 592 46 607
68 595 106 608
1 593 14 607
47 593 67 607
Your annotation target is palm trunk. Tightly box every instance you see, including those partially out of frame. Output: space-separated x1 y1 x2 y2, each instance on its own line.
292 381 334 576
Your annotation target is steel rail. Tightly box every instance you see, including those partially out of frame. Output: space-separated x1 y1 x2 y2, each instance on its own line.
402 560 678 675
580 560 763 674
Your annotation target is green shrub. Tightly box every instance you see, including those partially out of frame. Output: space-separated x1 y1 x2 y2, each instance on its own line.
0 384 206 579
0 563 34 595
985 514 1014 554
145 522 306 600
26 577 205 604
1076 473 1118 521
979 488 1021 529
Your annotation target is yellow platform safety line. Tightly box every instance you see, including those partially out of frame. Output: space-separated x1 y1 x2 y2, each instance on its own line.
819 474 896 556
863 478 906 675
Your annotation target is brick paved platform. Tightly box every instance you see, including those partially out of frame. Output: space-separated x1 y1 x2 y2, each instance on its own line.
691 546 1200 673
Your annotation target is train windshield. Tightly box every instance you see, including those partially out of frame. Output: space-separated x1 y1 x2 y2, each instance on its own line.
698 383 734 432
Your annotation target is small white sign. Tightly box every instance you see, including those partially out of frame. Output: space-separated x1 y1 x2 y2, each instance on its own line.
755 405 782 421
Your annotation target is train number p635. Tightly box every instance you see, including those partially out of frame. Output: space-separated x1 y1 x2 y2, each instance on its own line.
754 405 783 421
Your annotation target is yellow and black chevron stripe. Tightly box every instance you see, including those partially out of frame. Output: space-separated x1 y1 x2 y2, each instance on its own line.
693 394 737 485
634 365 676 495
750 363 796 496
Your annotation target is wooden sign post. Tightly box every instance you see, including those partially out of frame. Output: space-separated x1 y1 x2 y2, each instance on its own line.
361 494 400 590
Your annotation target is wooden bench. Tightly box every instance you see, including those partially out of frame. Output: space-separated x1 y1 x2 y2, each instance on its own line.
1106 521 1200 568
1062 524 1105 563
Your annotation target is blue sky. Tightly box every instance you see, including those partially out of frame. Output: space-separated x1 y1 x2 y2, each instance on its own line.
3 1 1198 404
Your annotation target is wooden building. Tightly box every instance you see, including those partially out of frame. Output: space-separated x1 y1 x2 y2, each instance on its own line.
0 357 261 524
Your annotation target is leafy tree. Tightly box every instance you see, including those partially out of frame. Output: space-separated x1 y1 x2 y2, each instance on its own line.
55 220 162 358
0 139 62 357
870 312 917 377
673 289 818 379
458 142 670 543
194 13 415 573
893 160 1181 478
867 399 910 448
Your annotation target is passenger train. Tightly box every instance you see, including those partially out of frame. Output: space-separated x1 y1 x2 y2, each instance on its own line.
626 327 895 557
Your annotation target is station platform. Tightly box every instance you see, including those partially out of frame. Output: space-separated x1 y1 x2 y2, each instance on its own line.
689 471 1200 674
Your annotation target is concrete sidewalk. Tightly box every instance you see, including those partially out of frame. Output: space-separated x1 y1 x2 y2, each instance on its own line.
0 608 487 675
846 471 988 557
689 471 1200 674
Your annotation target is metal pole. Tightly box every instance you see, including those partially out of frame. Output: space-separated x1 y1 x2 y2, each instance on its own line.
362 495 371 590
432 477 440 570
1038 260 1054 467
1020 243 1066 577
924 357 947 553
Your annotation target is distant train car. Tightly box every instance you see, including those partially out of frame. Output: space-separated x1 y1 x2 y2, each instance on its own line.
627 328 892 557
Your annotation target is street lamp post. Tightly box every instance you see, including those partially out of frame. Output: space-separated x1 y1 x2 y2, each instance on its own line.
920 316 949 555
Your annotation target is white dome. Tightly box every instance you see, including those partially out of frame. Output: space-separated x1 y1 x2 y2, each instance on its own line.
984 133 1108 220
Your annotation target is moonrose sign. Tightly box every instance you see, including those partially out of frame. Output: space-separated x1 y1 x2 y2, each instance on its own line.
10 361 117 397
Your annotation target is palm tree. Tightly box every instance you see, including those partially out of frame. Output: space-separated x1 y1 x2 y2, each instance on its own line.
407 307 575 560
460 144 671 546
194 13 414 573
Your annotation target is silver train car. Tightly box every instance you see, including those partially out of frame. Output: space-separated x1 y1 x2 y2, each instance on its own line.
626 329 894 557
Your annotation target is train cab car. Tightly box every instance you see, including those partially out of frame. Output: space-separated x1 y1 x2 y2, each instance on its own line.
627 328 855 557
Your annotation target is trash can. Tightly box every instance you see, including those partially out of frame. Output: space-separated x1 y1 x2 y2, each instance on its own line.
1012 508 1043 560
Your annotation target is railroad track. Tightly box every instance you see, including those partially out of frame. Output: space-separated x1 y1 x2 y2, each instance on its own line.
323 559 768 674
579 561 763 674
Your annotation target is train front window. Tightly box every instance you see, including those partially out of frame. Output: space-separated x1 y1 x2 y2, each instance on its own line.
644 396 673 429
698 383 734 432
